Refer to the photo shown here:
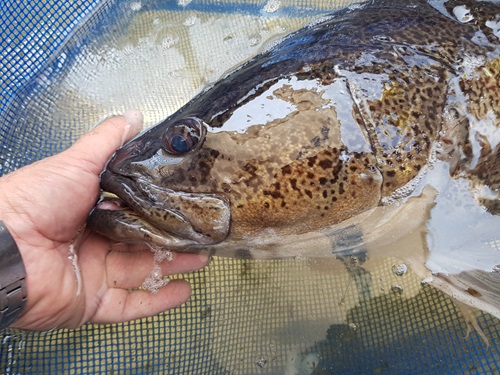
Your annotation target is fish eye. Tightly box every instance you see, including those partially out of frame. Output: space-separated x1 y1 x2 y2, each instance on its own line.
163 118 206 155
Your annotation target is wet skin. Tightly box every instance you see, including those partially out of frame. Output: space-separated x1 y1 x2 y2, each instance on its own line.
88 0 500 259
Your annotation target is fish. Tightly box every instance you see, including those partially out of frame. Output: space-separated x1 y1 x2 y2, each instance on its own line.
88 0 500 324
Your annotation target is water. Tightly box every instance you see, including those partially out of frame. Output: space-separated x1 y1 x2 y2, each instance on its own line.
0 1 328 176
1 1 500 374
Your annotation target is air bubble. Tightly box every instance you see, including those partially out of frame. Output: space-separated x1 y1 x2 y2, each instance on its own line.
392 263 408 276
130 2 142 11
391 285 404 294
183 15 197 27
255 355 268 368
263 0 281 13
142 264 171 294
161 34 179 49
154 248 173 262
421 277 434 285
249 34 262 46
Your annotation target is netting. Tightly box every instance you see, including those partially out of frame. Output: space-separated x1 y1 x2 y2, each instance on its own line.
1 0 499 374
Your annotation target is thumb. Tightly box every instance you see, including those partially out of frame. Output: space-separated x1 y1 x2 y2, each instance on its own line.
65 110 143 175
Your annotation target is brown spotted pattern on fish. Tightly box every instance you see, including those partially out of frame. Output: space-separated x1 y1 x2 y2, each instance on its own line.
460 57 500 121
88 0 500 254
445 0 500 45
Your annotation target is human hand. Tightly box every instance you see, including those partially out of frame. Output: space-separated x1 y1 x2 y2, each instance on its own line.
0 111 209 330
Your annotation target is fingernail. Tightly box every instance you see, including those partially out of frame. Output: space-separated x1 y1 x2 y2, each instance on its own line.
198 253 211 265
122 109 143 144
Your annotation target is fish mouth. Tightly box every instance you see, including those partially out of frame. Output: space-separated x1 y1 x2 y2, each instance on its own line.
88 170 231 250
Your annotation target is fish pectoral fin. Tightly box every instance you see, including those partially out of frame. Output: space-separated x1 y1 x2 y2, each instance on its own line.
325 185 437 262
433 270 500 321
430 269 500 347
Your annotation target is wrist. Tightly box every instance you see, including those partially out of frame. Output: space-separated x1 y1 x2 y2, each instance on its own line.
0 220 27 329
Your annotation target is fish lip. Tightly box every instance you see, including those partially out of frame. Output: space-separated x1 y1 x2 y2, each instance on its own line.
94 169 231 245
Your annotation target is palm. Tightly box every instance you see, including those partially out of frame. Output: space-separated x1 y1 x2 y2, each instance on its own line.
0 113 209 330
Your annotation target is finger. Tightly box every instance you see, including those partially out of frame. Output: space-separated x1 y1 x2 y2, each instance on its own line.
90 279 191 324
65 110 143 175
106 250 210 289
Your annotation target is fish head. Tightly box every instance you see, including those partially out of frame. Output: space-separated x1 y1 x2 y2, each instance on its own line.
88 78 387 251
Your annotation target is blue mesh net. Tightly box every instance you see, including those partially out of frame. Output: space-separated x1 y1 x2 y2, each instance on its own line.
1 0 499 374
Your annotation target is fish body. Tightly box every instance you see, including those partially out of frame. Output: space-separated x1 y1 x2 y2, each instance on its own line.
89 0 500 315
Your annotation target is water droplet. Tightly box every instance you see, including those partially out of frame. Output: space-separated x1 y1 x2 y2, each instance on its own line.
392 263 408 276
178 0 192 6
348 322 357 330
